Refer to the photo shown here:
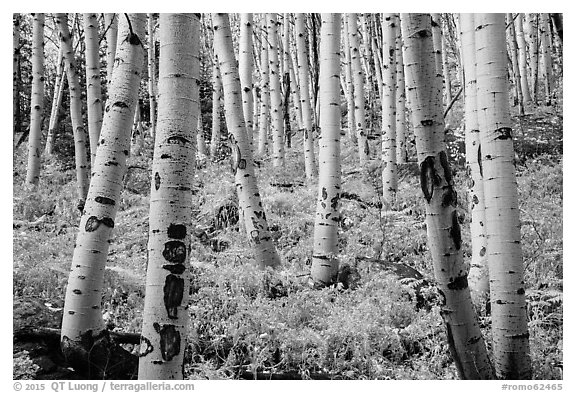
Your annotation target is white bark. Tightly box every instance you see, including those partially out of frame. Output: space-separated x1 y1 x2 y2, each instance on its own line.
311 13 341 286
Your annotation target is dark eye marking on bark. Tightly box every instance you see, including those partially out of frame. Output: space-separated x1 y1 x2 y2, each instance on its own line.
85 216 115 232
447 275 468 290
112 101 129 109
167 224 186 239
163 274 184 319
420 119 434 126
162 264 186 275
162 241 187 263
420 156 436 203
160 153 172 159
450 210 462 250
95 196 115 205
441 186 458 208
438 150 452 184
477 144 484 178
330 193 339 210
250 230 261 243
154 172 161 190
321 187 328 201
495 127 512 140
153 323 181 361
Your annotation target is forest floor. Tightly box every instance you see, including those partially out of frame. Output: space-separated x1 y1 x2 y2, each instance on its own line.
13 102 563 380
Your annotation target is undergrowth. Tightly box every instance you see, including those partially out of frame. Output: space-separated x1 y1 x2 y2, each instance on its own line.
13 111 563 380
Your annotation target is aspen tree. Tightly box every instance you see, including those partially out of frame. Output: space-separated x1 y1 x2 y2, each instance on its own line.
84 13 104 167
281 13 294 148
239 13 254 151
475 13 531 379
147 13 157 139
267 13 285 167
506 14 525 115
395 21 408 164
430 14 443 82
212 13 281 269
209 54 222 158
138 13 200 380
460 14 489 299
540 13 553 106
104 14 117 90
401 13 494 379
13 14 21 136
441 28 452 103
45 52 65 156
311 13 341 286
25 13 45 185
55 13 89 210
525 14 539 104
381 13 398 208
343 16 356 143
369 15 384 100
258 33 270 157
60 14 145 377
295 13 318 180
348 13 369 165
514 14 531 105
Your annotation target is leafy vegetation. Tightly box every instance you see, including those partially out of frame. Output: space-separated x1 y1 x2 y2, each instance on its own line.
13 103 562 379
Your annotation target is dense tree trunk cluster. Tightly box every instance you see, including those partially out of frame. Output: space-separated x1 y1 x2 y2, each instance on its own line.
14 12 560 380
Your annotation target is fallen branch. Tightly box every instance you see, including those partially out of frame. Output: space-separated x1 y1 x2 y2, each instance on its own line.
443 85 463 118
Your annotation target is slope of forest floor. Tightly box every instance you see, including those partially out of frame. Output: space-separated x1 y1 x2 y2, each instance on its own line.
13 106 563 380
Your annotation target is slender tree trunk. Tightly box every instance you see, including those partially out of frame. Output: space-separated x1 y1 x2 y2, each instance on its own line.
295 13 318 181
460 14 489 299
60 14 146 378
267 13 285 167
395 21 408 164
239 13 255 152
401 13 494 380
104 14 118 92
281 13 293 148
311 13 341 286
430 14 444 91
138 13 200 380
147 13 157 139
507 14 525 115
441 29 453 103
212 13 281 269
131 102 144 156
55 13 89 210
525 14 539 104
514 14 531 106
13 14 22 137
343 15 356 144
84 13 104 167
348 13 369 166
474 13 532 380
209 54 222 159
381 14 398 209
45 64 66 156
25 13 45 186
369 15 384 100
258 34 270 157
540 13 553 106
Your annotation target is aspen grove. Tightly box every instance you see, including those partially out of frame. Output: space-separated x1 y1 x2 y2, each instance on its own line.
13 13 563 381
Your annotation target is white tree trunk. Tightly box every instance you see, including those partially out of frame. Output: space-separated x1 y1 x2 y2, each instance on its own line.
381 13 398 209
311 13 341 286
267 13 285 167
239 13 255 152
138 13 200 380
475 13 531 380
212 13 281 269
60 14 146 370
55 13 89 210
84 13 104 167
295 13 318 180
401 13 494 380
25 13 45 185
460 13 489 299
